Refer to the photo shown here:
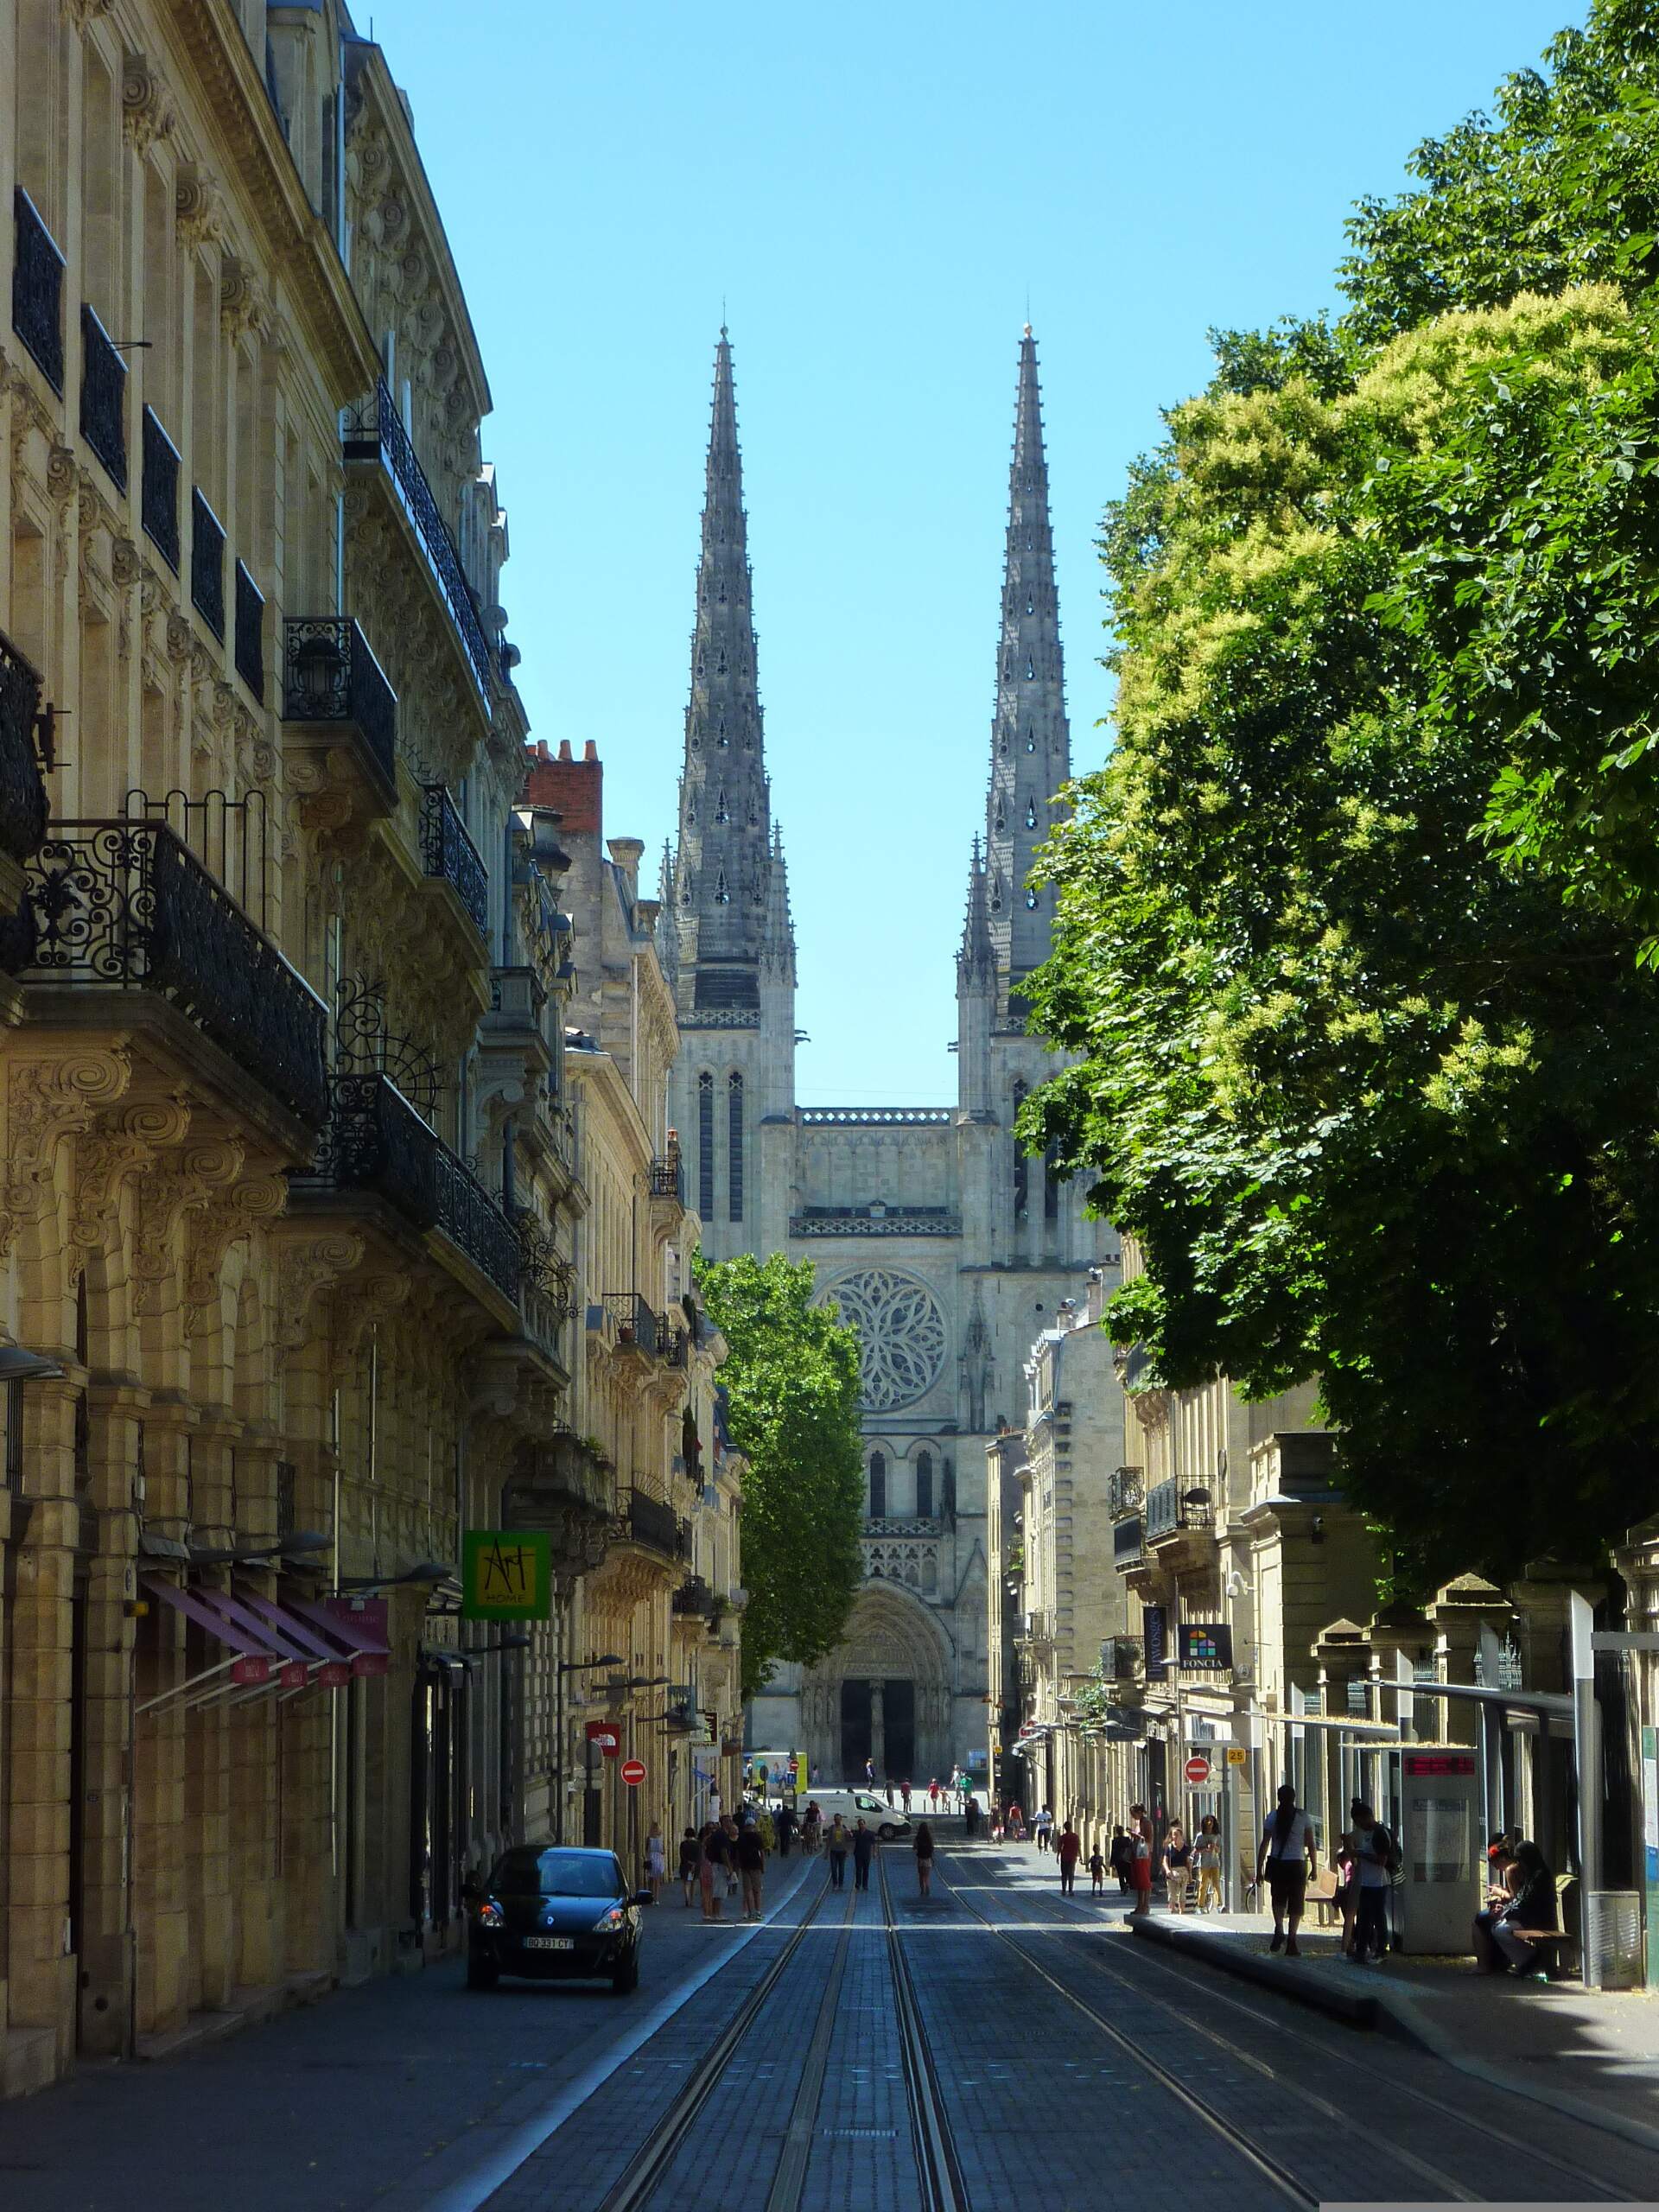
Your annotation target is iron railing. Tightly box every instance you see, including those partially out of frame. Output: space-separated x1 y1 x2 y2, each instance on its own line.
1108 1465 1143 1520
671 1577 715 1619
434 1141 520 1300
508 1432 613 1523
280 616 397 791
19 821 327 1127
648 1154 683 1204
79 304 126 490
12 188 64 391
190 488 226 639
0 628 48 871
1113 1516 1146 1569
140 406 180 570
864 1515 943 1539
1146 1479 1214 1542
420 783 487 938
233 561 264 701
342 378 493 707
626 1488 687 1560
604 1292 663 1357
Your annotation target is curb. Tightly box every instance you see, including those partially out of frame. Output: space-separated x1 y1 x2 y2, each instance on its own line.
1130 1915 1397 2037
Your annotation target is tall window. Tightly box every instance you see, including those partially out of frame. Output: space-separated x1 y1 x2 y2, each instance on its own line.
1013 1081 1028 1222
868 1452 887 1518
728 1073 744 1222
915 1451 933 1519
698 1071 715 1219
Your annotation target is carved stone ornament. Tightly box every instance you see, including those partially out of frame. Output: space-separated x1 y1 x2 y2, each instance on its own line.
131 1141 245 1315
110 536 142 589
273 1231 366 1354
220 257 266 343
46 443 79 508
69 1094 192 1252
61 0 119 25
183 1173 289 1333
121 52 175 154
175 168 223 252
0 1049 133 1258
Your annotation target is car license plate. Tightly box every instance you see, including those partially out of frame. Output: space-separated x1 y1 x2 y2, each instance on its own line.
523 1936 574 1951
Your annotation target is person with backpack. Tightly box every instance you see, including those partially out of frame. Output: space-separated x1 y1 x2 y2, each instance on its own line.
1350 1798 1397 1962
1255 1783 1319 1955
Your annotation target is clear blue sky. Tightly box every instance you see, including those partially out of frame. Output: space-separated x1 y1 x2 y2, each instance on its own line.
381 0 1580 1104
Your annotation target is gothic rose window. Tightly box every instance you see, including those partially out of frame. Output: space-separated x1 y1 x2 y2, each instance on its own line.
823 1268 947 1414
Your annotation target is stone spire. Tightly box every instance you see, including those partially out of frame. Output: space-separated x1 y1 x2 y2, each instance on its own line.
984 326 1070 998
670 327 785 1021
760 817 795 978
957 834 994 982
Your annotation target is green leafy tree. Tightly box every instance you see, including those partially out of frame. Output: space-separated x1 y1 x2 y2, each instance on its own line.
695 1252 865 1700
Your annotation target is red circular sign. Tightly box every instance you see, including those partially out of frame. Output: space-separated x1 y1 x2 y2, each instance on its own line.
620 1758 646 1787
1185 1755 1211 1785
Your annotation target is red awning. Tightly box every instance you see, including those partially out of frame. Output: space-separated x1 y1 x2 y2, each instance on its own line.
292 1595 391 1676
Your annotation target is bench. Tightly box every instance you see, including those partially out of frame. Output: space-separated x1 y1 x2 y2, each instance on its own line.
1504 1873 1579 1981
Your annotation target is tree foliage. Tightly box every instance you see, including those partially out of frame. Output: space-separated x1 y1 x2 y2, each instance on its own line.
695 1252 864 1700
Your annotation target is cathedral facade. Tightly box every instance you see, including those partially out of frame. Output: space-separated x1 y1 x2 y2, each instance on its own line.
664 330 1105 1785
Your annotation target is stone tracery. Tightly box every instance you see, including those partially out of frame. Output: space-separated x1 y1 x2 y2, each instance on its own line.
820 1266 947 1412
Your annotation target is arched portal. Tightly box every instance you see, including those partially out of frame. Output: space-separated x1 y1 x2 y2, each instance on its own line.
799 1582 955 1788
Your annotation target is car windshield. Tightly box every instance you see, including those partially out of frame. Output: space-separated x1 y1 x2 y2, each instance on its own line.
491 1849 624 1900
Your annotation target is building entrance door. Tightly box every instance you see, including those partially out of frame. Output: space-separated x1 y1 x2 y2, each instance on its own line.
840 1681 872 1785
883 1678 916 1783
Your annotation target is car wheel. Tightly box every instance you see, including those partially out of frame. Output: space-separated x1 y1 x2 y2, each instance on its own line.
878 1824 896 1841
467 1954 499 1992
610 1955 639 1995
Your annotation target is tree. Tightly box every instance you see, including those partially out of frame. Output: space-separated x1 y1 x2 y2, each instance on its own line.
1023 283 1659 1590
695 1252 865 1700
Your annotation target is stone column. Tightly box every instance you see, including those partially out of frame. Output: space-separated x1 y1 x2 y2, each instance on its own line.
133 1405 192 2038
869 1680 885 1778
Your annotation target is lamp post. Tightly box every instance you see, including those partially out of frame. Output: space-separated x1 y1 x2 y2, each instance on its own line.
555 1651 622 1846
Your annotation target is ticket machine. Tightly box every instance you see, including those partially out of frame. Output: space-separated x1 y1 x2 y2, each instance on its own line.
1392 1745 1482 1955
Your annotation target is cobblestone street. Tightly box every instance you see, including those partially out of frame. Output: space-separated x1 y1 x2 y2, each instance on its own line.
8 1840 1659 2211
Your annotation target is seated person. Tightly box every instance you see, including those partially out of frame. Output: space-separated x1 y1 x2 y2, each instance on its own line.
1472 1840 1556 1976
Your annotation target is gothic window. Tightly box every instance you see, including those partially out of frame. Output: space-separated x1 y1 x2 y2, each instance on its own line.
994 804 1006 833
728 1072 744 1222
1026 596 1034 615
698 1071 715 1219
823 1269 948 1412
916 1450 933 1518
1026 731 1036 753
1013 1081 1029 1221
1025 656 1035 680
999 731 1009 756
1025 797 1037 830
942 1456 956 1516
714 870 730 904
715 788 729 823
868 1451 887 1518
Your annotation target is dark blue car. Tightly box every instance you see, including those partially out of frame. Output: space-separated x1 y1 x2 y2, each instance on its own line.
465 1846 654 1994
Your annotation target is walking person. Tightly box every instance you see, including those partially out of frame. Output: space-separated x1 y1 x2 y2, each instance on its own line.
827 1815 851 1889
1350 1799 1397 1963
775 1801 796 1858
865 1756 875 1789
1127 1803 1155 1917
1192 1814 1223 1913
699 1821 727 1923
915 1818 936 1897
677 1826 700 1907
1057 1819 1082 1895
1007 1801 1026 1844
901 1779 912 1814
737 1816 767 1922
645 1819 667 1904
1089 1843 1107 1896
1034 1804 1053 1853
1109 1823 1133 1894
721 1813 741 1904
1162 1821 1192 1912
929 1777 941 1814
1256 1783 1319 1956
852 1817 875 1891
802 1800 822 1855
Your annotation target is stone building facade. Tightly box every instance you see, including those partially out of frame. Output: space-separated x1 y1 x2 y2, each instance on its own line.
665 329 1107 1785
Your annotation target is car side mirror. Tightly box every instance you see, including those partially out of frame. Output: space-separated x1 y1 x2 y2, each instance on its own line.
632 1887 656 1907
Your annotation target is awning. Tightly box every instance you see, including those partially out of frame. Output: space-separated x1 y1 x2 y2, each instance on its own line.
138 1578 308 1712
292 1594 391 1675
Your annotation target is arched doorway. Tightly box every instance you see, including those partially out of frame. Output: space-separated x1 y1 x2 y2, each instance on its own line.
801 1583 954 1787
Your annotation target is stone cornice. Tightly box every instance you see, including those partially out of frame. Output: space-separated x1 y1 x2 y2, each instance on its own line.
160 0 379 398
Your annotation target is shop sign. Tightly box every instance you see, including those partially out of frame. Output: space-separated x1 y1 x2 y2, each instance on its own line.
353 1651 391 1679
1143 1605 1168 1680
319 1662 352 1688
461 1529 552 1622
232 1656 270 1686
1402 1750 1475 1777
1177 1622 1233 1669
279 1662 308 1689
586 1721 620 1757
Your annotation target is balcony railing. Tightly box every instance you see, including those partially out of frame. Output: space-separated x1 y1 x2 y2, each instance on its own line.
603 1292 664 1357
1099 1636 1142 1681
1109 1465 1143 1520
0 628 48 872
649 1154 683 1204
12 188 64 391
190 489 226 639
293 1071 519 1302
343 378 493 708
420 783 487 938
19 821 328 1128
281 617 397 795
79 304 126 491
1146 1479 1214 1543
1113 1516 1146 1569
626 1488 688 1561
233 562 264 702
671 1576 715 1619
140 406 180 570
508 1431 613 1525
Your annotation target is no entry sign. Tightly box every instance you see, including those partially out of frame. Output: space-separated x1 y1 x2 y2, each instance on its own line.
1184 1754 1211 1785
620 1758 646 1787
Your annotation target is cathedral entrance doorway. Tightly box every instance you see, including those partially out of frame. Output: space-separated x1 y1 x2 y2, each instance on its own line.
837 1677 918 1785
804 1585 955 1784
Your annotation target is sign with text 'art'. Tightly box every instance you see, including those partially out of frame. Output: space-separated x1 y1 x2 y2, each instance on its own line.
461 1530 552 1622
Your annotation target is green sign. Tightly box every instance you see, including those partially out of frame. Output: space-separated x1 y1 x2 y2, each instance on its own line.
461 1529 552 1621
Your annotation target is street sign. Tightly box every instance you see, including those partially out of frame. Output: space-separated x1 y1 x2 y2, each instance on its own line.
1225 1745 1248 1768
461 1529 552 1622
620 1758 646 1787
1184 1754 1211 1785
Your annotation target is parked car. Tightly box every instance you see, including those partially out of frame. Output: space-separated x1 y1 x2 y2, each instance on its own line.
464 1845 654 1993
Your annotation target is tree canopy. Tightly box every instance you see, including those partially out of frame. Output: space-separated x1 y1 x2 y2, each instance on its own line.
695 1252 865 1700
1022 0 1659 1587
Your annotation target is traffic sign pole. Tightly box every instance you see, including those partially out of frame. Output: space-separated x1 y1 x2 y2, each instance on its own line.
620 1758 646 1787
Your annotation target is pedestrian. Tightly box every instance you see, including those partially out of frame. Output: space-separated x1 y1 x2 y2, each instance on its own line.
1255 1783 1319 1956
1034 1804 1053 1853
886 1777 895 1807
1332 1822 1358 1956
1192 1814 1223 1913
811 1763 822 1786
1349 1798 1397 1964
803 1800 822 1855
1162 1821 1192 1911
1089 1844 1106 1896
929 1777 940 1814
915 1818 936 1897
699 1821 726 1923
852 1816 875 1891
901 1779 912 1813
1007 1801 1026 1843
721 1813 741 1902
1127 1803 1154 1916
677 1825 700 1907
1057 1819 1082 1895
865 1756 875 1788
645 1819 666 1904
736 1816 766 1921
709 1786 722 1822
1109 1823 1133 1894
1472 1839 1555 1977
827 1815 851 1889
775 1801 796 1858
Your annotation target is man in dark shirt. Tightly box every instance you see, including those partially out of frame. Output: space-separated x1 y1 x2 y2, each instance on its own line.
736 1821 766 1921
852 1817 876 1891
774 1802 796 1856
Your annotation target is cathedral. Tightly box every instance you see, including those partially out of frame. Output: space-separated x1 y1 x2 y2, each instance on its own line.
664 328 1106 1784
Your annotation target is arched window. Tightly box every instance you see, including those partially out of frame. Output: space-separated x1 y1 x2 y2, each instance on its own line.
1026 887 1039 908
1013 1081 1029 1222
714 869 729 905
728 1072 744 1222
1025 797 1038 830
868 1451 887 1518
915 1450 933 1519
697 1071 715 1219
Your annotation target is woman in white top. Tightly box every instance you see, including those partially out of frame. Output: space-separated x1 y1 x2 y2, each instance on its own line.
645 1820 666 1903
1255 1784 1318 1956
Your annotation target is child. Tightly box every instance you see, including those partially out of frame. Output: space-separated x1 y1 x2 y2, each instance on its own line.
1089 1846 1106 1896
677 1826 700 1906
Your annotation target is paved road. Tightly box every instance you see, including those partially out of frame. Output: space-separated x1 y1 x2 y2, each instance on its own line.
5 1838 1659 2210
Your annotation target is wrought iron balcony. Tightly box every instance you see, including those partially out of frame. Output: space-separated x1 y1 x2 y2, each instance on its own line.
1109 1465 1143 1521
649 1154 684 1204
140 406 180 571
18 821 328 1128
79 304 126 491
603 1292 664 1357
342 378 493 709
1113 1516 1146 1570
420 783 488 939
507 1431 613 1525
293 1071 519 1303
0 628 48 873
12 188 64 391
191 489 226 639
671 1576 715 1619
281 616 398 798
1145 1478 1214 1543
234 562 264 702
626 1488 688 1561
